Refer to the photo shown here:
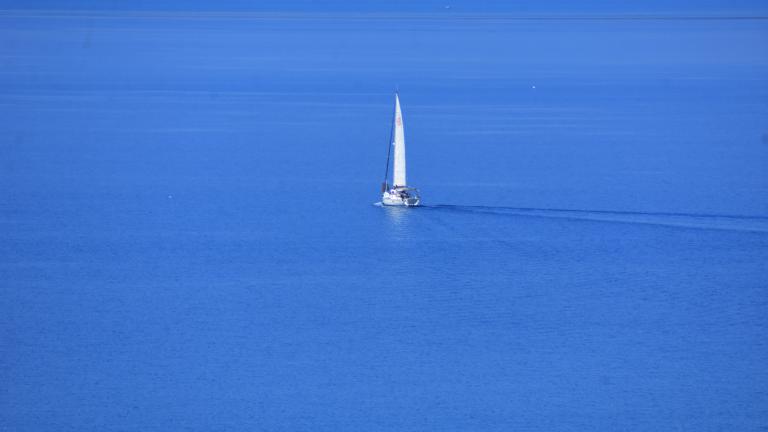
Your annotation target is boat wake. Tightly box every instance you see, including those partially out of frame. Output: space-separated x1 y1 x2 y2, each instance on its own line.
422 204 768 233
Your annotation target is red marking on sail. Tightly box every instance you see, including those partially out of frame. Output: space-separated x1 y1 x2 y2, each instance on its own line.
396 117 402 126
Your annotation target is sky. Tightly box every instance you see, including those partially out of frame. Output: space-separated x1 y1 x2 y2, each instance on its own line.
1 0 767 14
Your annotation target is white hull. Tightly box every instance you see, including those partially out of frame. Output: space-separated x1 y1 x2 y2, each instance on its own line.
382 191 420 207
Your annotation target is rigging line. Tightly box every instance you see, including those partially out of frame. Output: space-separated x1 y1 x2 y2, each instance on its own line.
382 92 396 185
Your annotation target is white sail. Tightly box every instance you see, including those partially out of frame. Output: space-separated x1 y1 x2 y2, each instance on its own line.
380 92 420 207
392 93 406 187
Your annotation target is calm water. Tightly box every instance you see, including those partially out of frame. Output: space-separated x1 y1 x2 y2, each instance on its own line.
2 10 768 431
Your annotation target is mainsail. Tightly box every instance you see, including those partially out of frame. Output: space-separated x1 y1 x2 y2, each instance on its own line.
380 92 421 207
392 93 406 187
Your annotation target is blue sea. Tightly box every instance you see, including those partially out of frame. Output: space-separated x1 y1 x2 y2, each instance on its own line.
1 8 768 431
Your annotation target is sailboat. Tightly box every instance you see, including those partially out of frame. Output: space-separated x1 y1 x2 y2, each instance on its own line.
381 92 421 207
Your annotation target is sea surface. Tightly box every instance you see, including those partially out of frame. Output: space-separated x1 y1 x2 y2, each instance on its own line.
1 10 768 431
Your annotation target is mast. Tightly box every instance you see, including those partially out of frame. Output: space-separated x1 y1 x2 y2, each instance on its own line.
392 93 406 187
382 93 396 191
